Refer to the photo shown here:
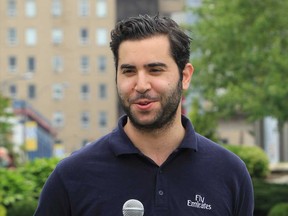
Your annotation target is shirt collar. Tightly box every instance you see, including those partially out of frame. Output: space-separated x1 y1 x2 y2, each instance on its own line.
110 115 198 156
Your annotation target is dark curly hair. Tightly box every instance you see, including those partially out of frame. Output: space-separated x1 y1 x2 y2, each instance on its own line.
110 14 191 80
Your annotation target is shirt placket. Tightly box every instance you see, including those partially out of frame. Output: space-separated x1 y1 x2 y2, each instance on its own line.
155 168 168 208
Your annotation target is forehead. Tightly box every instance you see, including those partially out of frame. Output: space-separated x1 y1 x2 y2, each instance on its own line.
118 35 173 65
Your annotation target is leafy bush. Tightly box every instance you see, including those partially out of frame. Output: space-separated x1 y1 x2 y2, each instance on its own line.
19 157 61 199
0 194 4 216
268 203 288 216
223 144 269 178
7 198 38 216
254 179 288 216
0 157 60 210
0 204 6 216
0 168 35 206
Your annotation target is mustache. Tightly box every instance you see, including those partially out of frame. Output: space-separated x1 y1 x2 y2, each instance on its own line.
128 93 159 103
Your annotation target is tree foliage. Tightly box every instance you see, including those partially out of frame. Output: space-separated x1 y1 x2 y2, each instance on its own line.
189 97 219 142
188 0 288 126
0 95 14 151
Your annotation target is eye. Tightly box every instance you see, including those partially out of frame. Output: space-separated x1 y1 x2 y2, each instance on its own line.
150 67 163 73
122 68 136 75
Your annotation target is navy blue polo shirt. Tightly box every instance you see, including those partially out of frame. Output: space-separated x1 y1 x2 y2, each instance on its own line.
34 115 254 216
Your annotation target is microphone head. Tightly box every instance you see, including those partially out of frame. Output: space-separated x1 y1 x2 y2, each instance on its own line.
122 199 144 216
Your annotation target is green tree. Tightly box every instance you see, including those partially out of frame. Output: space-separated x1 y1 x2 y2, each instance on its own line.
0 95 14 152
188 0 288 159
189 97 219 142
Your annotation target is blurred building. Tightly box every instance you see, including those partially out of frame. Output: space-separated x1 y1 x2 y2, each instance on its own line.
0 0 117 154
116 0 185 21
0 0 185 155
255 118 288 162
12 100 56 160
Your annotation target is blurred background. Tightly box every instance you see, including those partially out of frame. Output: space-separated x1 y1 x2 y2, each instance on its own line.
0 0 287 215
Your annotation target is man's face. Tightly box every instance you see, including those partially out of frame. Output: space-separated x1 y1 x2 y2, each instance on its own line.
116 35 183 131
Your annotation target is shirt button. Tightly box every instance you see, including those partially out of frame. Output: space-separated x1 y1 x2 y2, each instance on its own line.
158 190 164 196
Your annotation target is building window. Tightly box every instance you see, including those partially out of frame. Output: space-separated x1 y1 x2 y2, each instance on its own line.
80 84 90 100
25 0 36 17
98 111 107 128
52 28 63 45
96 0 107 17
9 84 17 98
96 28 107 46
52 112 64 127
28 84 36 99
97 55 107 72
80 28 89 44
52 56 63 72
25 28 37 46
7 28 17 45
79 0 89 17
81 111 90 128
51 0 62 16
27 56 36 73
8 56 17 72
52 84 64 100
80 56 89 72
7 0 17 16
99 83 107 99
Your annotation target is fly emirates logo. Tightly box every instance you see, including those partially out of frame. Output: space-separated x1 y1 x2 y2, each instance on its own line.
187 194 212 210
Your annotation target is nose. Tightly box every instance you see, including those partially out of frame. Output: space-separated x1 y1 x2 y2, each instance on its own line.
134 72 151 94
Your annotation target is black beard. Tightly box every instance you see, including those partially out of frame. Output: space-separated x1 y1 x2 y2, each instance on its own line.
118 80 183 133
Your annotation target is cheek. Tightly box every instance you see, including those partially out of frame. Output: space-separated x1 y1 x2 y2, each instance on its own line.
117 81 132 96
155 80 175 92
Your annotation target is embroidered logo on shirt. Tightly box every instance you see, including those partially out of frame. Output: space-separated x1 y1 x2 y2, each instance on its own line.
187 194 212 210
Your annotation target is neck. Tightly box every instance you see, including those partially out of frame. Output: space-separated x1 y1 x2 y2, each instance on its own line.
124 113 185 166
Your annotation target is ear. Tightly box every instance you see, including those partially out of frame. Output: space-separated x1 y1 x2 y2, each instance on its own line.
182 63 194 90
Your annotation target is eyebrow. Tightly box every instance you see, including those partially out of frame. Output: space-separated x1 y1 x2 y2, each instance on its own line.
144 62 167 68
120 62 167 70
120 64 136 70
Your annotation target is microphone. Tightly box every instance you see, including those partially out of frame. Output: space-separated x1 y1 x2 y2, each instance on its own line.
122 199 144 216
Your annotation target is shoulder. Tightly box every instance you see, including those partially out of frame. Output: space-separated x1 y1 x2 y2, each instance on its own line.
55 132 114 174
195 133 248 172
182 115 247 173
195 133 253 191
195 134 254 215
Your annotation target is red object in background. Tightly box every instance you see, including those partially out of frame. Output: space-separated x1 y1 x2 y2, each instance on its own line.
0 147 13 168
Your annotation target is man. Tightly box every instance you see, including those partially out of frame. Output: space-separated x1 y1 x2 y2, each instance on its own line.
34 15 254 215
